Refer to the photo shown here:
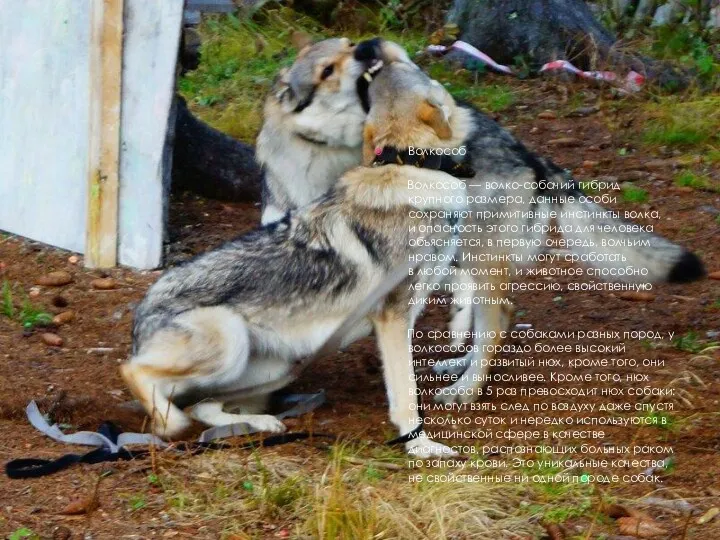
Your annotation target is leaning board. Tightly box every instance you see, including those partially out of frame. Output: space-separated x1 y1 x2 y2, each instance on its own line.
0 0 184 269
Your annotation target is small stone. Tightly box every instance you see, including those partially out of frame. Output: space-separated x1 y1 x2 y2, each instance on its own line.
620 170 649 181
28 287 41 298
52 311 75 326
537 110 557 120
642 158 677 170
548 137 581 147
567 105 599 117
68 255 80 265
708 271 720 280
36 271 73 287
41 333 64 347
699 205 720 216
617 291 656 302
91 278 117 290
582 160 599 169
530 126 540 134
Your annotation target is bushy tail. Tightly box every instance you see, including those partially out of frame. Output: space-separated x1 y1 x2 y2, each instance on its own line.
555 196 704 283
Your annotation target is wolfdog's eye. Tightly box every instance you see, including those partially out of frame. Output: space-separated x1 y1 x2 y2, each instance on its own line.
321 64 335 80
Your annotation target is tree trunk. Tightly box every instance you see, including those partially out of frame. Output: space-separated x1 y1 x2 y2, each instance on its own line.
172 96 263 202
448 0 688 88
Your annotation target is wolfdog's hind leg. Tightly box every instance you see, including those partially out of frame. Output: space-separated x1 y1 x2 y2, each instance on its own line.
122 307 252 439
120 351 193 439
189 401 286 433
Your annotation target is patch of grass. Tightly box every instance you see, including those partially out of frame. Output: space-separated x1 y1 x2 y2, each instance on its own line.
642 96 720 148
179 10 312 141
621 185 649 203
518 451 595 524
424 61 517 112
673 331 719 354
2 280 14 318
0 280 52 329
18 300 53 329
648 25 719 89
127 493 147 512
674 170 720 192
159 443 543 539
8 528 38 540
705 148 720 164
640 410 678 431
180 8 429 142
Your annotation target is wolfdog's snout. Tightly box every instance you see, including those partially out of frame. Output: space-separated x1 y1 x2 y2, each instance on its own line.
354 37 383 63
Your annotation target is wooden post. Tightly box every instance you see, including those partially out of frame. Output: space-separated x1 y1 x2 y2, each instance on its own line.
86 0 124 268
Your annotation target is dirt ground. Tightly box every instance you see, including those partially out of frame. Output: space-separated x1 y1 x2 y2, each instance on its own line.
1 80 719 539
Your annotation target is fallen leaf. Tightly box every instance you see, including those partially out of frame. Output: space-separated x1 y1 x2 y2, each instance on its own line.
52 310 75 326
91 278 117 290
548 137 582 147
617 516 667 538
708 270 720 281
37 271 73 287
59 494 99 515
41 333 64 347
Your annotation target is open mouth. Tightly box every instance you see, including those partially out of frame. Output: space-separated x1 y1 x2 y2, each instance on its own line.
355 58 383 113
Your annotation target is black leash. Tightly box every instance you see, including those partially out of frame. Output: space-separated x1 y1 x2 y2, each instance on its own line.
6 404 425 479
5 423 335 479
6 424 424 479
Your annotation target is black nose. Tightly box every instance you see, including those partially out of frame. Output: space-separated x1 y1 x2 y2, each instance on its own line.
354 38 382 62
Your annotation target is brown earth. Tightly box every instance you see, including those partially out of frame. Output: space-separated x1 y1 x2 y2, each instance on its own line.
0 79 719 539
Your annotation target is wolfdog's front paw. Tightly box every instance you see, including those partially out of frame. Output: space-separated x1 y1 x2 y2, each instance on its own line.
405 435 458 458
433 382 480 406
432 355 470 376
247 414 287 433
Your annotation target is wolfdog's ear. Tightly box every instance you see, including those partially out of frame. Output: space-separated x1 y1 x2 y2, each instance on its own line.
418 101 452 140
291 31 314 53
273 68 292 102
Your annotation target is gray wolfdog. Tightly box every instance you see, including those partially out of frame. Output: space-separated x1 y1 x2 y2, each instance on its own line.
256 37 476 336
121 62 476 457
352 38 704 406
256 37 399 225
257 37 704 409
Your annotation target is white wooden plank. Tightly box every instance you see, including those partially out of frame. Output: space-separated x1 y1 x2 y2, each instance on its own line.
0 0 91 253
118 0 184 269
86 0 124 268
